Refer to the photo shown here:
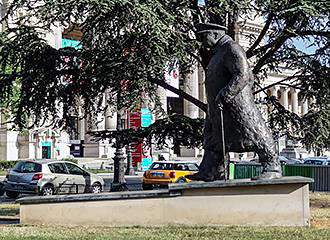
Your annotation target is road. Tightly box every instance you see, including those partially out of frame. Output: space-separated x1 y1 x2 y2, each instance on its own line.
0 175 143 204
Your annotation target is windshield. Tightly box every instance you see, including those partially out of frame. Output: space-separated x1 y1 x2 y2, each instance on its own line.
150 163 174 170
149 162 199 171
13 161 42 173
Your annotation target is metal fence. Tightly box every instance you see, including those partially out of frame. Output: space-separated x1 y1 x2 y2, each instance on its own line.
233 163 330 192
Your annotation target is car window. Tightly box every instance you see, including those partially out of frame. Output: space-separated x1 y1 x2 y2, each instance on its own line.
48 163 67 174
314 160 323 165
174 164 186 171
185 163 199 171
13 161 42 173
65 163 86 175
279 156 288 161
150 163 174 170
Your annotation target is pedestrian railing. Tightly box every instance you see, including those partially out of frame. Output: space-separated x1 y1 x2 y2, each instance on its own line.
233 163 330 192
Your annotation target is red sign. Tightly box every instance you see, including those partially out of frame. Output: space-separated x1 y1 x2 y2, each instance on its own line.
129 110 142 167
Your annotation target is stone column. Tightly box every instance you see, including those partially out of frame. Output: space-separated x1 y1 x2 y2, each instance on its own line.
105 91 117 130
0 0 8 32
301 99 309 116
184 66 199 118
157 86 167 116
291 89 299 114
271 86 278 97
280 87 289 110
84 116 93 143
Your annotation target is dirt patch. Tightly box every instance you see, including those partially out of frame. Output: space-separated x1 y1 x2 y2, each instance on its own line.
310 193 330 229
310 198 330 208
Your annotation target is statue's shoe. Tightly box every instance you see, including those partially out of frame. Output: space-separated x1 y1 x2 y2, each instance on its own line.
252 171 282 180
185 172 215 182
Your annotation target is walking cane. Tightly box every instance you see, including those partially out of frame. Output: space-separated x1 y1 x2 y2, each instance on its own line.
218 102 227 182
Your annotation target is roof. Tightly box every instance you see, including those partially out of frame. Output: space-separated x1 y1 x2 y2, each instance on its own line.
18 159 75 165
151 161 198 164
304 157 330 161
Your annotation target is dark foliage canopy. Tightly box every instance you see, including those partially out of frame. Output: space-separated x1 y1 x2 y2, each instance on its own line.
0 0 329 151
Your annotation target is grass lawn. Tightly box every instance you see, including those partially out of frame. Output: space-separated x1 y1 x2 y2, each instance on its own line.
0 193 329 240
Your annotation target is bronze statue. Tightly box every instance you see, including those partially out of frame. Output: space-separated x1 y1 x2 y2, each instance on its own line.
187 23 282 181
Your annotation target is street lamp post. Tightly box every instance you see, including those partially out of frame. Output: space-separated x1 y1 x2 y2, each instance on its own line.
111 90 128 192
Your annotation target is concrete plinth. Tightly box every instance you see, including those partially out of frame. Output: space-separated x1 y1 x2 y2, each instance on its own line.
17 176 313 226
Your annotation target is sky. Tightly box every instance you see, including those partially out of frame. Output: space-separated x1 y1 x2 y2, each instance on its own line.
198 0 205 6
293 38 318 54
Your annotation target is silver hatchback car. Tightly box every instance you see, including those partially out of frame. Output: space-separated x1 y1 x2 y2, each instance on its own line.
4 160 105 198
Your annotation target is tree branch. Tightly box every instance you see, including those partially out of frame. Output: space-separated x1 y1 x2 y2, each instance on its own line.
267 53 320 64
253 74 304 95
246 13 273 58
150 78 207 113
250 30 329 60
296 30 330 38
252 35 288 74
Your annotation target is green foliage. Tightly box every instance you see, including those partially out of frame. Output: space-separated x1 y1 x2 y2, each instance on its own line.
0 160 19 170
301 109 330 153
0 0 328 149
92 114 204 149
61 157 78 164
0 0 199 130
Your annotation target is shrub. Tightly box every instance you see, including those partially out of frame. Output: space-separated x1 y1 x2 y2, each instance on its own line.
0 160 19 170
61 157 78 164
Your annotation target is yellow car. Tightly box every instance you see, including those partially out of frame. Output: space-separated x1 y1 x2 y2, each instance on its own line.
142 161 199 190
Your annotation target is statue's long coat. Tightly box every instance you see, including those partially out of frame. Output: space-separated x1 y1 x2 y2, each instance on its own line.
203 35 275 157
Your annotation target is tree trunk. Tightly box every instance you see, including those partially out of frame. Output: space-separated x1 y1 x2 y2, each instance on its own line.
227 9 239 41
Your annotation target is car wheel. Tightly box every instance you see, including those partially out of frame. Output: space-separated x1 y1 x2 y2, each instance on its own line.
142 183 153 190
41 185 55 196
6 190 19 199
176 177 187 183
91 183 102 193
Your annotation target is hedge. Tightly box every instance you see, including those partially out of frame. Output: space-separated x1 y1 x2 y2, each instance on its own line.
0 160 20 170
0 158 78 170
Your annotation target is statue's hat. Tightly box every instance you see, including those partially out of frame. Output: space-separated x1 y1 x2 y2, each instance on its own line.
196 23 226 35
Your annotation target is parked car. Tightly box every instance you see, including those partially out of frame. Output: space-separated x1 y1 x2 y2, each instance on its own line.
279 156 303 165
142 161 199 190
242 156 303 165
3 160 105 198
303 157 330 166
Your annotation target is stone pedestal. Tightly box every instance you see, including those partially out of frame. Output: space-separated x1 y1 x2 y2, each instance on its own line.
281 147 307 159
18 177 312 226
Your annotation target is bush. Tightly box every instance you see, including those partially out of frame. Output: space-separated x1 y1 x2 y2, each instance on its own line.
61 157 78 164
0 160 19 170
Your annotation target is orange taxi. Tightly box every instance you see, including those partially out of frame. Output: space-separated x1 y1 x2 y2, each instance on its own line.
142 161 199 190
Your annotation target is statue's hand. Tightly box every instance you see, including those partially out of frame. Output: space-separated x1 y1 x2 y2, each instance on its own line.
215 92 224 111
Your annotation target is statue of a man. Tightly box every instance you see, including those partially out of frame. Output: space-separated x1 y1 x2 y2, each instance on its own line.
187 23 282 181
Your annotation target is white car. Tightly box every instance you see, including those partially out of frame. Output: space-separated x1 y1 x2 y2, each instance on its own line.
4 160 105 198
